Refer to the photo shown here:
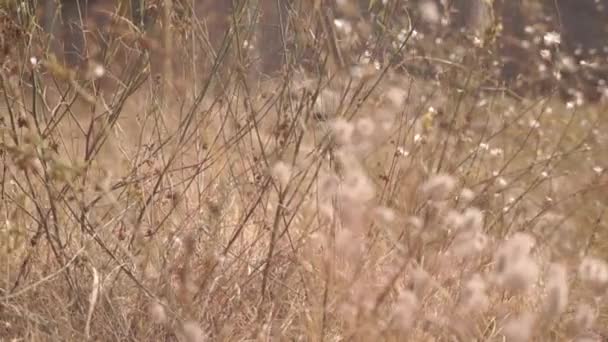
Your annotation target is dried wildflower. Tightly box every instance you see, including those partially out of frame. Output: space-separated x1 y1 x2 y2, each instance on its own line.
315 89 340 116
355 117 376 137
340 169 375 203
490 148 504 157
149 302 167 324
391 290 419 332
540 49 552 60
461 207 484 232
182 321 206 342
542 263 569 320
408 266 431 299
271 161 291 188
543 31 561 46
444 210 465 232
421 174 456 201
502 312 536 342
592 166 603 174
450 229 488 258
330 118 355 145
335 229 362 260
496 176 509 189
459 188 475 204
396 146 410 157
457 273 489 315
386 87 406 108
373 206 396 223
333 19 353 35
578 256 608 296
493 233 539 294
418 0 440 24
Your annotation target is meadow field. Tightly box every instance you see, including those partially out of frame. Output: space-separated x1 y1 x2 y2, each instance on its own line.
1 1 608 341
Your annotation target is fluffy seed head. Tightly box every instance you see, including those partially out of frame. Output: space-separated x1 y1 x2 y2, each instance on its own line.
271 161 292 188
493 233 539 294
578 256 608 296
330 118 355 145
182 321 206 342
391 290 419 332
457 273 489 315
421 174 456 201
148 302 167 324
502 313 536 342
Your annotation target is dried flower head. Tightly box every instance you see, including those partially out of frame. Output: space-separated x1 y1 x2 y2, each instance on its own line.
391 290 419 332
330 118 355 146
355 117 376 138
493 233 539 294
148 302 167 324
421 174 456 201
182 321 207 342
578 256 608 296
450 229 488 258
271 161 292 188
340 168 375 203
543 31 561 46
502 312 536 342
457 273 489 315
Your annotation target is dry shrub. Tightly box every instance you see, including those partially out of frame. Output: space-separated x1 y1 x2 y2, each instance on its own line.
1 1 608 341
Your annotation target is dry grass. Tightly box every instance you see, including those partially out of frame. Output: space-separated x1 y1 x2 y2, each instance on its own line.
1 1 608 341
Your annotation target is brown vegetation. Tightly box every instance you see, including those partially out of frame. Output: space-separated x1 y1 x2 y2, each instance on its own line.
1 1 608 341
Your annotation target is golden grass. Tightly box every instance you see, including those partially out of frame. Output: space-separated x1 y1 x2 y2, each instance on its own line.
1 1 608 341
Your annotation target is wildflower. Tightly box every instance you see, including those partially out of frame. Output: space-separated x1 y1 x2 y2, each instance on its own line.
420 174 456 201
496 177 508 189
408 266 431 299
458 274 489 314
450 229 488 258
340 169 375 203
396 146 410 157
540 49 551 60
502 313 536 342
462 207 484 232
271 161 292 188
459 188 475 204
386 87 406 108
578 256 608 296
490 148 504 157
333 19 352 35
592 166 603 174
182 321 206 342
493 233 539 294
391 290 419 331
149 302 167 324
330 118 355 145
373 206 396 223
355 117 375 137
529 119 541 129
418 0 440 24
543 31 561 46
93 64 105 78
